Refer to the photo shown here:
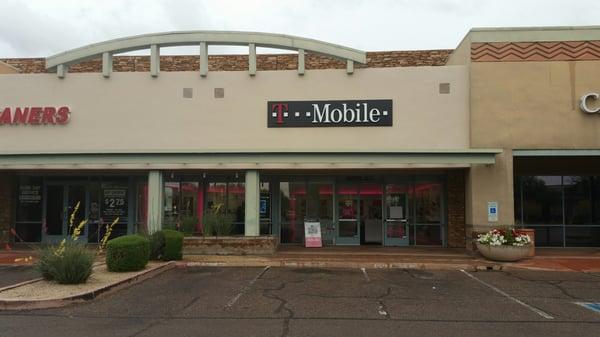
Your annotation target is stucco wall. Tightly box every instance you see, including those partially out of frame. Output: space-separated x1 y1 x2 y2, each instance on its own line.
467 59 600 230
0 66 469 153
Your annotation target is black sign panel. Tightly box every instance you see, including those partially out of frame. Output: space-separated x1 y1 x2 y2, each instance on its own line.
267 99 393 128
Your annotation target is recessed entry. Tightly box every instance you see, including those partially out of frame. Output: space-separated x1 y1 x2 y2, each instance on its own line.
183 88 193 98
439 83 450 94
214 88 225 99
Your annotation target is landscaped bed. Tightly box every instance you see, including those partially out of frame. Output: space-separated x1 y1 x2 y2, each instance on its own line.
0 261 173 310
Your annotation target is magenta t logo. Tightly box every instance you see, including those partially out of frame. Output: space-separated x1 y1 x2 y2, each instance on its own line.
271 103 288 124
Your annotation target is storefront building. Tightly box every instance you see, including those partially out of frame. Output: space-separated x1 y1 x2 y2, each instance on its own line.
1 27 599 248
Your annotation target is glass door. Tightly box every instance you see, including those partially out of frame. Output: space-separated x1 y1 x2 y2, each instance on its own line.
384 183 410 246
43 184 88 243
336 185 360 245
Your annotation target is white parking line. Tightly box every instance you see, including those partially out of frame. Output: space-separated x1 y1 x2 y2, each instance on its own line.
225 266 270 309
460 269 554 320
361 268 370 282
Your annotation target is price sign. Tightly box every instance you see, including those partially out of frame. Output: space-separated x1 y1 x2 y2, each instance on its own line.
102 188 128 218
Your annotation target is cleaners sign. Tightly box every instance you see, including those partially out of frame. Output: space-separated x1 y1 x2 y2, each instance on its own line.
0 106 71 125
268 100 392 127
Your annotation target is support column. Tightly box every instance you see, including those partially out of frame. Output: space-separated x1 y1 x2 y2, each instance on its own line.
244 170 260 236
147 170 163 233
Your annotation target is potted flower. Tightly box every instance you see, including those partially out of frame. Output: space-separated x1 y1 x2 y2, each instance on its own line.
476 228 532 262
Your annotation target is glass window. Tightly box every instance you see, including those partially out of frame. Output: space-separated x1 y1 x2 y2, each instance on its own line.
337 185 358 238
564 176 592 225
280 182 306 244
530 226 564 247
15 176 43 242
163 182 180 228
260 181 271 235
416 225 442 245
566 227 600 247
522 176 563 225
227 182 245 223
592 177 600 225
136 182 148 233
206 182 226 214
415 181 442 224
16 177 43 222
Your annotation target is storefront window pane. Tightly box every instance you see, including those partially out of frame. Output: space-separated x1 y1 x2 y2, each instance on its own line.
522 176 563 225
100 180 129 238
180 182 199 234
260 182 271 235
565 227 600 247
206 182 226 214
593 177 600 224
280 182 306 244
529 226 563 247
415 181 442 224
227 182 245 223
415 225 442 245
15 176 43 242
163 182 180 228
564 176 593 225
136 182 148 234
337 185 358 238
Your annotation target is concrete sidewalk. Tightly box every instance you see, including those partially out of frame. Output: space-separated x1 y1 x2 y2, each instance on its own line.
183 246 600 272
3 246 600 272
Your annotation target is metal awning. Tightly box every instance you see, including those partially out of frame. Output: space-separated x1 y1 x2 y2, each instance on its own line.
513 149 600 157
0 149 502 170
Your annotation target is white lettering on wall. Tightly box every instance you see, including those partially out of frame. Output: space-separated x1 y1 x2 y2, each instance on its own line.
579 92 600 113
312 104 331 123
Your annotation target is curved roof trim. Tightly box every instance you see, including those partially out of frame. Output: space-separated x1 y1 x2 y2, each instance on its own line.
45 30 367 69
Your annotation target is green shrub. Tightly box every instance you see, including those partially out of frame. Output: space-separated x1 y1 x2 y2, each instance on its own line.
149 230 166 260
36 241 94 284
162 229 184 261
106 235 150 272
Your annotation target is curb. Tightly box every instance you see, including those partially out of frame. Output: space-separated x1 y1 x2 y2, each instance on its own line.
0 261 175 311
179 259 499 271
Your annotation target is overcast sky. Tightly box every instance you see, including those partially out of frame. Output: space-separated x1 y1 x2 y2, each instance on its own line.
0 0 599 58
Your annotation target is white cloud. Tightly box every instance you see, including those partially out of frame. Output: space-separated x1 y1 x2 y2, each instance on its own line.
0 0 599 57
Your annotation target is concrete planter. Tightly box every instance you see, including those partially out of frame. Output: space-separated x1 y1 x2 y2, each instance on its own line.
476 242 531 262
183 236 277 255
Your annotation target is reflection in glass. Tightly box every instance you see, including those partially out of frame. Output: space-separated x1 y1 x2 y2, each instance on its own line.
337 185 358 238
522 176 563 225
280 182 306 244
415 182 442 224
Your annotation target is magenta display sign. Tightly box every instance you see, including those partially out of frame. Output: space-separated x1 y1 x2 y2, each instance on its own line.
0 106 71 125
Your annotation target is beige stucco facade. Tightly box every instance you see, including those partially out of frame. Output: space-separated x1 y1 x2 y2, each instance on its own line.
0 66 469 154
461 27 600 240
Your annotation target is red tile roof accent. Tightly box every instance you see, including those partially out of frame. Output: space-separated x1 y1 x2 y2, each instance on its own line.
1 50 451 74
471 41 600 62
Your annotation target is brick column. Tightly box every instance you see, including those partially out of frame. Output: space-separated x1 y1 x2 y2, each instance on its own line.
447 170 466 248
0 173 15 245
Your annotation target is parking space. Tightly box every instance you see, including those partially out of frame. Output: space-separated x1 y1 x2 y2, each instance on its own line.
0 267 599 337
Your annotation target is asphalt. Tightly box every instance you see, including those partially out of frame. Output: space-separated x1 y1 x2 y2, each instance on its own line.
0 267 599 337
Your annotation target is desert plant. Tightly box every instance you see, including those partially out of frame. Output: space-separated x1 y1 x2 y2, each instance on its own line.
36 241 94 284
162 229 184 261
106 235 150 272
203 212 235 237
180 215 198 235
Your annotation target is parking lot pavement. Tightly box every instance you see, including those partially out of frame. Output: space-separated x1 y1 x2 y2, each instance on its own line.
0 266 39 288
0 267 599 337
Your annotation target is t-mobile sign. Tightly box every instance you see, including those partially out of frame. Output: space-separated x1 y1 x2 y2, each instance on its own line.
268 100 393 127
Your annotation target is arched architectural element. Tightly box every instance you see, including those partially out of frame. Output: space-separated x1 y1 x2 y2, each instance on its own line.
45 31 367 78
